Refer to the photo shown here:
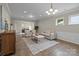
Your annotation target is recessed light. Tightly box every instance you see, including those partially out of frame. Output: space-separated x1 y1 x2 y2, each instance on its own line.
24 11 27 13
29 15 34 18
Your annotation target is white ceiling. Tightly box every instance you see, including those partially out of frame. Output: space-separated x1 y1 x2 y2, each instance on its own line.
8 3 79 21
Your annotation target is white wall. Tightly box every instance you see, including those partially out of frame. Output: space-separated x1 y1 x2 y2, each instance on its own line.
0 6 2 32
38 10 79 33
12 20 35 34
57 32 79 44
55 10 79 33
38 17 55 33
0 4 11 32
37 9 79 44
55 10 79 44
2 5 11 30
0 6 1 20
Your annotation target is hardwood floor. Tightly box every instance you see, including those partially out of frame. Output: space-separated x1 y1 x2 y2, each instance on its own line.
14 36 79 56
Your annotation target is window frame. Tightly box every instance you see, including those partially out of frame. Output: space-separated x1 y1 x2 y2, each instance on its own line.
69 14 79 25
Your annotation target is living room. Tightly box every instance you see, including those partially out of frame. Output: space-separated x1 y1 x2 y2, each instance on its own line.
0 3 79 56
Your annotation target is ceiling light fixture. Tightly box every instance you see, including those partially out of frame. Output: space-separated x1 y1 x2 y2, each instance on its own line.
48 13 51 15
49 8 53 12
24 11 27 13
46 11 49 14
46 3 58 15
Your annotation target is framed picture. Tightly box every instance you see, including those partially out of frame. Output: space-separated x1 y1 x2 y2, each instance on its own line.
56 17 64 26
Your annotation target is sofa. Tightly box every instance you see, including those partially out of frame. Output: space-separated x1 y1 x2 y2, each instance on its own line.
41 32 56 40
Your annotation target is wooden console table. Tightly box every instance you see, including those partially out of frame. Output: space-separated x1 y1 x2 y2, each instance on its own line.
0 31 16 55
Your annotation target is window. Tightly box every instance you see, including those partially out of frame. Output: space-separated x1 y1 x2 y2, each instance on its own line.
56 17 64 26
69 14 79 25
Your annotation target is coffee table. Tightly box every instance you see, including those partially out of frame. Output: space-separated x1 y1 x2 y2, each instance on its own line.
32 35 45 43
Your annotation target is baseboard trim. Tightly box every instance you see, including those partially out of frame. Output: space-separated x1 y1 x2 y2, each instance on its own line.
57 39 79 46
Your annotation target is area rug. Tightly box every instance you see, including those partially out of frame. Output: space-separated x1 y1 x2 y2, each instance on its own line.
23 37 59 55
